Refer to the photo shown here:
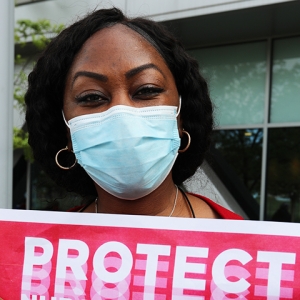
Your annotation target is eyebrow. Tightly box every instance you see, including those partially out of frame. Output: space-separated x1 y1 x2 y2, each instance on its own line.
72 71 108 86
72 63 166 86
125 63 166 79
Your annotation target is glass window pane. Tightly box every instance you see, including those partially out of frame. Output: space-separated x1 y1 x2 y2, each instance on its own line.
270 36 300 123
189 42 267 126
212 129 262 219
266 127 300 222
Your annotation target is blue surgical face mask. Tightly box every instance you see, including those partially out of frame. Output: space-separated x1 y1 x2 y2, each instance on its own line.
63 101 181 200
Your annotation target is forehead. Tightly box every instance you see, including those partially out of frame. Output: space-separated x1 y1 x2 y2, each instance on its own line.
68 23 171 75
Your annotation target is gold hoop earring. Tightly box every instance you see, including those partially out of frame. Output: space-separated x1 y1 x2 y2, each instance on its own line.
178 130 191 153
55 146 77 170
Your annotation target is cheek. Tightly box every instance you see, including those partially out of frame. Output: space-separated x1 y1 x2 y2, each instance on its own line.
63 94 81 121
63 77 77 119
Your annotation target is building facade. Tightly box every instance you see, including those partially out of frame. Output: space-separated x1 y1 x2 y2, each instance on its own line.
14 0 300 221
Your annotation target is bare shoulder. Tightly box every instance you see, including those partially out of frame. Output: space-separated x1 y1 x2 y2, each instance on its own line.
188 194 220 219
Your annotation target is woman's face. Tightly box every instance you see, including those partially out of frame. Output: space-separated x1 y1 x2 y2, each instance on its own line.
63 24 179 121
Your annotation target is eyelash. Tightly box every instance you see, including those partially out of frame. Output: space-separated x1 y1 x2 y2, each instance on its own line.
75 92 106 104
75 86 164 105
134 86 164 98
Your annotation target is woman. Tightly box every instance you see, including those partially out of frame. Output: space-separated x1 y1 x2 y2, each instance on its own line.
25 7 242 220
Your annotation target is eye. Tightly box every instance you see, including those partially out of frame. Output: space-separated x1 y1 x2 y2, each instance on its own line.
75 91 108 106
133 86 164 100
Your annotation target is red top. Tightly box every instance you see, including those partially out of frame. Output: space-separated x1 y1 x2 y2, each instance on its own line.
69 193 243 220
190 193 243 220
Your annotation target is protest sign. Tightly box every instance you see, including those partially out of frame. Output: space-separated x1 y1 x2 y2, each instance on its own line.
0 208 299 299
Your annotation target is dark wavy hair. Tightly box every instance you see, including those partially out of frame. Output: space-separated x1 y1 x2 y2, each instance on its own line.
25 7 214 198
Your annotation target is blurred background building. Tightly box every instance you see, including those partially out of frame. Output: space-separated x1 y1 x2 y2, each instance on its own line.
13 0 300 221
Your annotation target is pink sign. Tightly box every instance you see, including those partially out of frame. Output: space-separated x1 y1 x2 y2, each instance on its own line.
0 209 300 299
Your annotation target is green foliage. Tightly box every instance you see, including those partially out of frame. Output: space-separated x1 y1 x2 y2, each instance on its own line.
14 70 27 110
13 19 64 160
13 128 33 162
14 19 64 50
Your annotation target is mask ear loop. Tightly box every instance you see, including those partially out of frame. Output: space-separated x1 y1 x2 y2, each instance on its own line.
176 96 181 117
62 110 70 128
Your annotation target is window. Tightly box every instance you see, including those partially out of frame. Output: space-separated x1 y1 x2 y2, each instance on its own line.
266 127 300 222
189 42 267 126
189 36 300 221
212 129 262 219
270 36 300 123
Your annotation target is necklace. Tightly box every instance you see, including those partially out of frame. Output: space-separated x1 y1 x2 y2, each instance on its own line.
94 185 179 217
168 185 179 217
178 186 196 218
